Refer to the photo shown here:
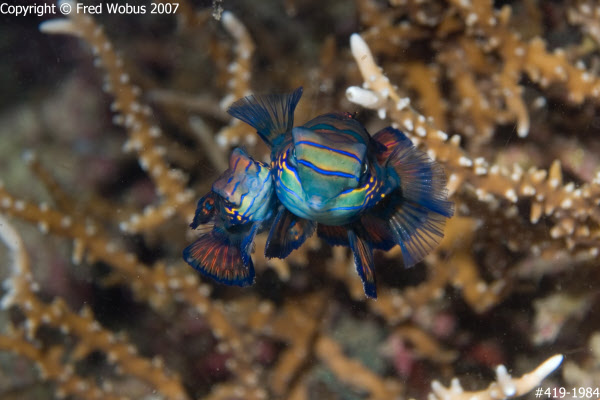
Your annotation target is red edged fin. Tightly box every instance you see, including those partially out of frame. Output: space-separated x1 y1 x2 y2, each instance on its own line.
265 207 316 259
373 127 412 163
183 228 254 286
348 230 377 298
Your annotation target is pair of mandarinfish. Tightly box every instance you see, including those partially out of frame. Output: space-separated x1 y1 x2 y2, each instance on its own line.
183 87 453 298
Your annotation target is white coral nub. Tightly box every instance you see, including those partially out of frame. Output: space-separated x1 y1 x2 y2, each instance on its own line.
428 354 563 400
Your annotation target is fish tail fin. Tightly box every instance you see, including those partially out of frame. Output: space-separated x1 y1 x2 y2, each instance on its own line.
183 226 255 286
348 230 377 298
265 206 316 259
227 87 303 147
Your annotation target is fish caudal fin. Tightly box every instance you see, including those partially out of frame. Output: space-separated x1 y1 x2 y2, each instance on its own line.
348 230 377 298
227 87 303 147
183 227 255 286
265 206 316 259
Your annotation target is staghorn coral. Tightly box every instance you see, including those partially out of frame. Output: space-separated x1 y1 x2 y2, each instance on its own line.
0 0 598 398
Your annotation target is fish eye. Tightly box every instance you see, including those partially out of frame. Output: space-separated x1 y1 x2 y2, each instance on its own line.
288 147 297 166
362 160 369 174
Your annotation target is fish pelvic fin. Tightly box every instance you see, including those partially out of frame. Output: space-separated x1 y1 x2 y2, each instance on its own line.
317 224 348 247
227 87 303 148
265 206 316 259
348 230 377 298
357 213 397 251
183 226 255 287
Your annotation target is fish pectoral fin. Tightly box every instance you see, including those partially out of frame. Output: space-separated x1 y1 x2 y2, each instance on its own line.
372 126 411 163
241 222 261 265
265 206 316 259
183 227 255 287
386 130 454 219
348 230 377 299
227 87 303 147
389 198 448 268
190 192 219 229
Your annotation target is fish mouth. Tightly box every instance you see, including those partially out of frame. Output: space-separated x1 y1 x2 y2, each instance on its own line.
307 195 328 211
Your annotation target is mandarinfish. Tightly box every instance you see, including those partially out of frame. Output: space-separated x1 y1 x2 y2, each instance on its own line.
226 87 453 298
183 148 275 286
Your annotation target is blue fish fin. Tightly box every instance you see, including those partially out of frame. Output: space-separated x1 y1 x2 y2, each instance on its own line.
241 222 261 265
183 227 255 286
389 196 449 268
348 230 377 298
227 87 303 147
190 192 219 229
265 206 316 259
373 127 453 267
386 129 454 219
317 224 348 247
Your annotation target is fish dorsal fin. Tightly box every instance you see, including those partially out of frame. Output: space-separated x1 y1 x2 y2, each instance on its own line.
227 87 303 148
183 226 255 286
348 230 377 298
265 206 316 259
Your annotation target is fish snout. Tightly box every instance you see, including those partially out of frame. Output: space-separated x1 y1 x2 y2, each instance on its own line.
307 194 328 210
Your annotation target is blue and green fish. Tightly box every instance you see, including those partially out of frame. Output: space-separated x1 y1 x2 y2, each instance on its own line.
226 87 454 297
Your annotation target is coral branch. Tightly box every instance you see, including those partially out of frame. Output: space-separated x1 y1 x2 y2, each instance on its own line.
40 1 195 234
429 354 564 400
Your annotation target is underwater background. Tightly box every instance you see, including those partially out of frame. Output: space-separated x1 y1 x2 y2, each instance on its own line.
0 0 599 398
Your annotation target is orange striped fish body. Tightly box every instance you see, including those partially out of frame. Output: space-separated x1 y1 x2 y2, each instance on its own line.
212 148 274 226
183 148 275 286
